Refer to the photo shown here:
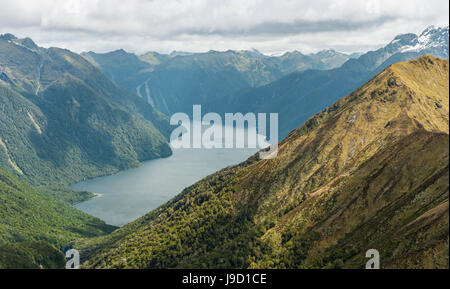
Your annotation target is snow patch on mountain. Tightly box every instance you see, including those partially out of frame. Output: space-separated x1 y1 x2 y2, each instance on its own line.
398 26 449 53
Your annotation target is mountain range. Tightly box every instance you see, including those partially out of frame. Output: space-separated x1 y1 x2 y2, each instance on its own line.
216 25 449 137
83 26 448 139
80 55 449 269
0 34 172 187
82 47 360 116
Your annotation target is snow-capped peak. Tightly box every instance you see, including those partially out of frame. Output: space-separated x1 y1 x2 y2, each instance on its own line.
399 26 449 53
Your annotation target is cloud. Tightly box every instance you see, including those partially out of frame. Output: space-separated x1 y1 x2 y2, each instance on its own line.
0 0 448 54
171 16 397 37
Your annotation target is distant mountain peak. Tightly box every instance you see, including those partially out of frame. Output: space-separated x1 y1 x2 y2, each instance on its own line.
281 50 306 57
312 49 345 57
317 48 336 54
239 48 266 58
391 33 417 42
248 48 264 55
388 26 449 54
0 33 17 41
417 25 449 45
106 48 130 55
421 25 442 35
0 33 39 52
169 51 194 57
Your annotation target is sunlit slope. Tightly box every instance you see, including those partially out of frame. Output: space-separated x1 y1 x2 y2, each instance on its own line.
83 56 449 269
246 55 449 223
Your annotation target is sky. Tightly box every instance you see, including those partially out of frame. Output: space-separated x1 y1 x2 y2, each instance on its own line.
0 0 448 55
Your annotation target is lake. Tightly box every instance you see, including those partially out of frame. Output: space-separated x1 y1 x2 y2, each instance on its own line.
72 123 263 226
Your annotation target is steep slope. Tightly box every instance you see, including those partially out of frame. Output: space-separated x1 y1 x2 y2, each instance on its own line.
81 49 167 96
308 49 359 69
0 34 171 186
220 26 449 138
0 167 115 268
82 56 449 269
84 48 357 115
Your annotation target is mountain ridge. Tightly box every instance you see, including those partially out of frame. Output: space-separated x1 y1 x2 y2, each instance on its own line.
0 34 172 186
220 26 449 138
82 45 360 115
80 55 449 269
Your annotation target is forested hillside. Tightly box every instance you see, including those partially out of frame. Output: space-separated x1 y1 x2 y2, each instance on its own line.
0 167 115 268
0 34 172 187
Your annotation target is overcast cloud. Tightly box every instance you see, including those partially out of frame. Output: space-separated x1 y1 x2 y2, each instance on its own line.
0 0 448 55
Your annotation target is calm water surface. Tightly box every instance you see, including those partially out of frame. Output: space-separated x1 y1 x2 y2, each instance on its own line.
72 124 260 226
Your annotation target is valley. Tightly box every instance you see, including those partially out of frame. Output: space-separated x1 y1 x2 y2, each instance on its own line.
80 55 449 269
0 25 448 270
72 122 260 226
85 27 449 138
